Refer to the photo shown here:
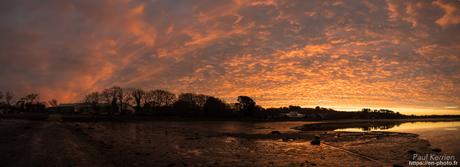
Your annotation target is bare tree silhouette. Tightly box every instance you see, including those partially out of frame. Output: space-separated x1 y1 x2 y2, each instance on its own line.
22 93 39 104
48 99 58 107
120 88 133 114
16 93 44 112
102 87 122 114
131 88 145 112
178 93 208 109
5 91 13 106
145 89 176 112
0 91 3 103
84 91 100 113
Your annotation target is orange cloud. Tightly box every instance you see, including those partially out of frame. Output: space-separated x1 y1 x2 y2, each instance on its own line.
0 0 459 115
433 1 460 27
387 1 400 22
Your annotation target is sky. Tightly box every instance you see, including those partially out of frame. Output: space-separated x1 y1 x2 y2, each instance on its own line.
0 0 459 115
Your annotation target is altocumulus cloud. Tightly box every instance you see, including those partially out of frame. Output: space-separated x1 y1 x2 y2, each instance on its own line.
0 0 459 114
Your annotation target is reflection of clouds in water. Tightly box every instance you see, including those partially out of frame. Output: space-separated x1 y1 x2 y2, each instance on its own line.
329 121 460 158
400 125 460 159
395 122 460 131
333 121 460 132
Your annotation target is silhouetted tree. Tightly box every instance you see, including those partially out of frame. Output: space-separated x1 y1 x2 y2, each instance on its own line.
289 105 301 111
84 91 100 112
361 108 371 113
315 106 321 110
85 92 100 104
0 91 12 103
18 93 44 112
130 88 145 112
5 91 13 106
48 99 58 107
380 109 395 114
145 89 176 112
203 96 227 116
22 93 39 104
0 91 4 112
173 93 208 115
237 96 256 116
15 100 25 112
102 87 122 114
120 88 133 114
99 90 110 104
178 93 208 109
172 100 196 115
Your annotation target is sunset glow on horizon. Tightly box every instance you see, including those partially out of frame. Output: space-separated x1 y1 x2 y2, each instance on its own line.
1 0 459 115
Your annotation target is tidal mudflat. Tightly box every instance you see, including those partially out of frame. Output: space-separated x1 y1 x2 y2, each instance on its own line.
0 119 457 166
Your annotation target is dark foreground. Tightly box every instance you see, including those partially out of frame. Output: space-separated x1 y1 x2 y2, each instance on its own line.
0 117 447 167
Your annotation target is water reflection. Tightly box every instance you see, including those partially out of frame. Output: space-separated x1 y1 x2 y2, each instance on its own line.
296 121 403 132
334 121 460 132
295 121 460 132
296 121 460 158
71 120 459 165
77 121 324 166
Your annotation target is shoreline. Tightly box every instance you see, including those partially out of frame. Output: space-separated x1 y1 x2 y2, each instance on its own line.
2 113 460 123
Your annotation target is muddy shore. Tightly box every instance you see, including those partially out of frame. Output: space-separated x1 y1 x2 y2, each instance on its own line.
0 118 447 166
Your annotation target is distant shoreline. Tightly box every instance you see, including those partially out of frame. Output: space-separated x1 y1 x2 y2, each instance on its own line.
2 113 460 123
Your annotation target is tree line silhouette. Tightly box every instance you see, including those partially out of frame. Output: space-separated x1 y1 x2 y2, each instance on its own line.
81 86 264 117
2 88 457 120
0 91 47 113
0 87 263 118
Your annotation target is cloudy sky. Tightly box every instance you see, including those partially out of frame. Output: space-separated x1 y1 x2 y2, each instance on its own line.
1 0 459 115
